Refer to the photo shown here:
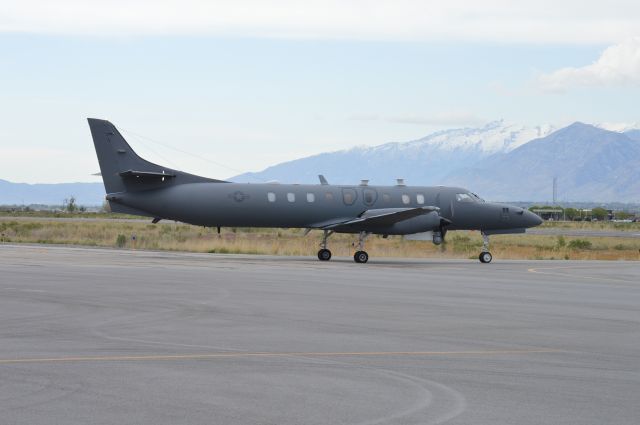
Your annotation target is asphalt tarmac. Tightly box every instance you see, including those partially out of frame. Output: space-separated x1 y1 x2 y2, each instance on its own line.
1 244 639 425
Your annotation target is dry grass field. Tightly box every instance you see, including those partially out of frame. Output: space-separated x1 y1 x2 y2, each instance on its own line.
1 216 639 260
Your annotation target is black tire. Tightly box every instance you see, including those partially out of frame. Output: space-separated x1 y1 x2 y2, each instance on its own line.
479 251 492 263
317 249 332 261
354 251 369 263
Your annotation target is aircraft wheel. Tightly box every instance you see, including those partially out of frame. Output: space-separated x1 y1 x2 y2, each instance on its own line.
479 251 492 263
317 249 332 261
354 251 369 263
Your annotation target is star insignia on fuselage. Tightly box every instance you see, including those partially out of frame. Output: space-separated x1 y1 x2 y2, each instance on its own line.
229 191 250 202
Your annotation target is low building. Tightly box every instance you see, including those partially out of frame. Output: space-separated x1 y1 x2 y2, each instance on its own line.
531 208 564 221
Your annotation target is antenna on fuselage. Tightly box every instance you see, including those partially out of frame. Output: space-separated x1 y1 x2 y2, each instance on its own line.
396 178 406 186
318 175 329 185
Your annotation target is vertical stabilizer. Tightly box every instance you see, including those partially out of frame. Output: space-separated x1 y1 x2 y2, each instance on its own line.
88 118 226 195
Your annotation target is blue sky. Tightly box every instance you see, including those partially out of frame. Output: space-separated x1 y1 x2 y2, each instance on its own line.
1 1 639 183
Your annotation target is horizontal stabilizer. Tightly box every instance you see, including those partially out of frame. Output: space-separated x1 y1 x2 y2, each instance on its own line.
119 170 177 180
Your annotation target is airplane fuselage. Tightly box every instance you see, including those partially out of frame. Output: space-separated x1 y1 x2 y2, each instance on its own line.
109 182 542 235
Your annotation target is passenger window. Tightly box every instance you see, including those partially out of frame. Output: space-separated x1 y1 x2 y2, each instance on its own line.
306 193 315 203
325 192 334 201
267 192 276 202
382 193 391 203
416 194 425 204
342 188 357 206
402 194 410 205
363 189 377 206
287 193 295 202
344 192 354 204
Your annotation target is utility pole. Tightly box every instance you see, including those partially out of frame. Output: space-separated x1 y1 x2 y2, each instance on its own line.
552 176 557 205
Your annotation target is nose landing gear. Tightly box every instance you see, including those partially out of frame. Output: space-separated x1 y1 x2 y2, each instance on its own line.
479 251 493 263
479 232 492 263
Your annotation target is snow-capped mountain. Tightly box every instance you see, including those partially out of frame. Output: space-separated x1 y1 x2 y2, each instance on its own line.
233 120 640 202
399 120 554 153
233 120 555 185
596 122 640 133
447 122 640 202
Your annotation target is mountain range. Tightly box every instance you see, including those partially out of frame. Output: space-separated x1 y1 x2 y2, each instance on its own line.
0 179 105 206
1 121 639 205
446 123 640 201
234 121 640 202
234 120 555 187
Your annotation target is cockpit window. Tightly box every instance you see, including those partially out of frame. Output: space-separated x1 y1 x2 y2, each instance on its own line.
456 193 474 202
456 192 485 203
470 192 485 202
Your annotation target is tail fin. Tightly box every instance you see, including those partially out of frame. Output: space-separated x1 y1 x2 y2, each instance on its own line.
88 118 226 195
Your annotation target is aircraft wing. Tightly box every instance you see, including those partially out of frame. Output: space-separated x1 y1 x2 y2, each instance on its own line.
315 206 439 230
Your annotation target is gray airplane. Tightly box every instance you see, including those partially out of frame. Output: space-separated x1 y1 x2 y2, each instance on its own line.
89 118 542 263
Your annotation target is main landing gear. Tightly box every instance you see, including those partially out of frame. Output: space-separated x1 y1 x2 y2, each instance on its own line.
479 231 493 263
317 230 333 261
316 230 370 263
353 231 370 263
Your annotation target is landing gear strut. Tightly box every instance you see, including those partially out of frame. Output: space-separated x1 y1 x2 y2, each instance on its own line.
479 232 492 263
353 231 370 263
317 230 333 261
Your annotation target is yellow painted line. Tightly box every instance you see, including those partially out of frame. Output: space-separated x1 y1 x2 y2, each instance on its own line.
0 349 562 365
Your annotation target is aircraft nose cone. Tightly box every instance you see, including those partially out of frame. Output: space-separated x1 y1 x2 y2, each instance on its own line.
526 210 543 227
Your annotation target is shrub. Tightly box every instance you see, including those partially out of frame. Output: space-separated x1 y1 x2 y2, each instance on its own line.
115 234 127 248
555 235 566 249
450 234 481 252
451 235 471 244
568 239 592 250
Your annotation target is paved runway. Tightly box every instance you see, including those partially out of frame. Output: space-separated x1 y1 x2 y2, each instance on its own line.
1 244 639 425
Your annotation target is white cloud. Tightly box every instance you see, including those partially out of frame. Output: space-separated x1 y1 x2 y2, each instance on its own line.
539 37 640 91
1 0 640 43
